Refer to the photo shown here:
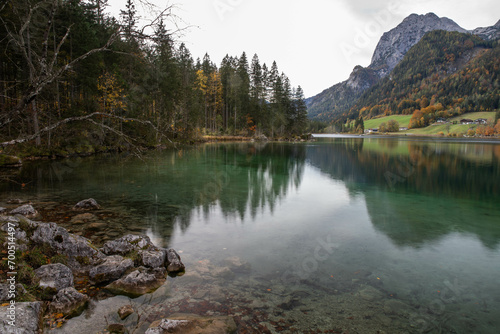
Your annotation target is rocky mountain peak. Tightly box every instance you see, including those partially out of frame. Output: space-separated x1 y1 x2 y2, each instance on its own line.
369 13 467 78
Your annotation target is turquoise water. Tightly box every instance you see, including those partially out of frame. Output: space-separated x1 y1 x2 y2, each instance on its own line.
2 136 500 333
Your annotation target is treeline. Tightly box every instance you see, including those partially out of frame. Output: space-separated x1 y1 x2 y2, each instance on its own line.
0 0 307 154
334 31 499 128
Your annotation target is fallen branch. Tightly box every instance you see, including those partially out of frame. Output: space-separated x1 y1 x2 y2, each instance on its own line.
0 112 158 147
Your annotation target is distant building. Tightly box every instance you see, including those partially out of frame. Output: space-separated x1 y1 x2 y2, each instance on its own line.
436 118 448 123
399 127 409 131
460 119 474 125
475 118 488 124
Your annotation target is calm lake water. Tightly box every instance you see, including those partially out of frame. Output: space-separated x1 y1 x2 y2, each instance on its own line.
2 135 500 333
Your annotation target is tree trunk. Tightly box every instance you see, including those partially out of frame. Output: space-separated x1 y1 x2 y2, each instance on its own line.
32 100 41 146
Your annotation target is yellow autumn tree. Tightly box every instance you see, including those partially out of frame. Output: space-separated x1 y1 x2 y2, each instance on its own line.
207 70 223 132
196 69 208 130
97 72 126 114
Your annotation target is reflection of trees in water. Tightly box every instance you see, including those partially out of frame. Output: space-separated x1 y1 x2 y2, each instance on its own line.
307 138 500 248
307 138 500 199
1 144 306 245
148 143 306 238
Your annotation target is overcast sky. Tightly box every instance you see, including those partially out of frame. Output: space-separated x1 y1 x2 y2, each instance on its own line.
107 0 499 97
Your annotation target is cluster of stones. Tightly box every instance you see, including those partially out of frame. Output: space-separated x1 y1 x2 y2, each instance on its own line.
0 199 185 333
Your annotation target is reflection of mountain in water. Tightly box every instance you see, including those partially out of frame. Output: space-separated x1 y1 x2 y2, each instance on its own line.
307 138 500 249
2 143 306 245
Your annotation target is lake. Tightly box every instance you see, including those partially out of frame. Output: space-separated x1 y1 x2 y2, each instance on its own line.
2 135 500 333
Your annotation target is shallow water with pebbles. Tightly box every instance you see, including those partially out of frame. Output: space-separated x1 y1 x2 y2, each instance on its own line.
2 138 500 333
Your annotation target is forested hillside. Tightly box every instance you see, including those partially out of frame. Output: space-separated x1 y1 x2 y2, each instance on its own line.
327 30 499 130
0 0 307 155
349 31 499 120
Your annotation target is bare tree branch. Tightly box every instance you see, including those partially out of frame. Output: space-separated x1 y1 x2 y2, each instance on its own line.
0 112 158 147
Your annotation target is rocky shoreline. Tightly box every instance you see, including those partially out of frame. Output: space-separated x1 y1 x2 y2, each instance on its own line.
0 199 236 333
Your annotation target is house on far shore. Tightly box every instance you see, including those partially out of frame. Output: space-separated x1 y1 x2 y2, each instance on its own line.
475 118 488 124
365 128 379 134
460 119 474 125
436 118 448 123
399 127 409 131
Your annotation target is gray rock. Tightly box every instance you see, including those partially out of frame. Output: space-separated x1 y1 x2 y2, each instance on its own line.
145 319 189 334
89 255 134 284
140 250 166 268
101 234 158 256
165 248 185 273
105 267 166 297
73 198 101 210
50 287 89 316
35 263 74 291
10 205 39 219
0 216 30 247
0 207 6 215
0 301 42 334
0 284 27 303
30 221 105 268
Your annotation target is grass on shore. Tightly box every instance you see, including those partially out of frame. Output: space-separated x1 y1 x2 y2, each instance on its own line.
364 115 412 129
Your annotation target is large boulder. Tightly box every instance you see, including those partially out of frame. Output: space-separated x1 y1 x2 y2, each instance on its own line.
30 221 105 269
89 255 134 284
0 302 43 334
73 198 101 210
140 250 166 268
101 234 158 256
10 205 39 219
165 249 185 273
50 287 89 317
105 267 166 297
34 263 74 291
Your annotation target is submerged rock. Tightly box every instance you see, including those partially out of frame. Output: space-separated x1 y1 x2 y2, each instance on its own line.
50 287 89 317
118 304 134 320
145 315 237 334
89 255 134 284
223 256 251 273
0 302 43 334
35 263 74 292
73 198 101 210
10 204 39 219
145 319 190 334
107 323 128 334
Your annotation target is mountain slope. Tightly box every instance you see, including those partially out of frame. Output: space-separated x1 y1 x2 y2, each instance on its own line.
369 13 467 78
307 13 500 122
349 31 499 120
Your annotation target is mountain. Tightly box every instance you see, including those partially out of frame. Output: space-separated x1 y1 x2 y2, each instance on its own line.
369 13 467 78
307 13 500 122
348 30 499 121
